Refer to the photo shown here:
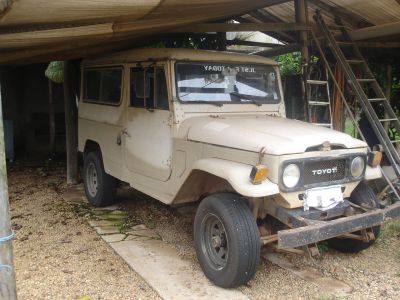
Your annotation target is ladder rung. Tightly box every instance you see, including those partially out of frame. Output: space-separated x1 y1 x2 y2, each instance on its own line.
309 101 330 106
391 140 400 144
357 78 375 82
337 41 352 46
307 80 327 85
368 98 386 102
346 60 364 64
379 118 398 122
329 25 344 30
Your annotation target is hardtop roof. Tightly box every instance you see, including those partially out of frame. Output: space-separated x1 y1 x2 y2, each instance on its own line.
81 47 279 67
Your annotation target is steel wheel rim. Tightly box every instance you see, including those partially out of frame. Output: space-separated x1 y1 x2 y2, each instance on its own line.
200 213 229 271
86 162 98 197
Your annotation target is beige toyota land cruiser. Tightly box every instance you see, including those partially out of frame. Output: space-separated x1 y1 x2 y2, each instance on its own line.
78 48 400 288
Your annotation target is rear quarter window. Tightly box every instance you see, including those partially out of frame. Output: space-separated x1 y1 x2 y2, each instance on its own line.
83 67 123 105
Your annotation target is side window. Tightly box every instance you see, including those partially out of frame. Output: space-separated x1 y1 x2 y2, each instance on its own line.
155 68 169 110
130 66 169 110
83 68 122 105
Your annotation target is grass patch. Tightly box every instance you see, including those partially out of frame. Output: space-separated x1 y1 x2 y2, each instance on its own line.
317 242 330 254
383 220 400 236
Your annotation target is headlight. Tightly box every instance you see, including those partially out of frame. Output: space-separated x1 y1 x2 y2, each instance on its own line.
282 164 300 188
351 156 365 178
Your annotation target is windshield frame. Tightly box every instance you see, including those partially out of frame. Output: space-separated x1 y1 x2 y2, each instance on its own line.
174 61 281 106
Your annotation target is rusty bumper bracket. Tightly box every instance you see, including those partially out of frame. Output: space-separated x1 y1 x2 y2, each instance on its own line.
276 201 400 249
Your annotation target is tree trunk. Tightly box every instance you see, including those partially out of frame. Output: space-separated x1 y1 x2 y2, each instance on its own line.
63 61 78 185
48 79 55 157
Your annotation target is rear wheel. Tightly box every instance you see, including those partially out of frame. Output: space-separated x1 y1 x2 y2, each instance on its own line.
194 193 260 288
83 151 116 207
327 181 380 253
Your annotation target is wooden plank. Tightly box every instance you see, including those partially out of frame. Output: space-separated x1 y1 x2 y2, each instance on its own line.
356 42 400 48
308 0 372 28
255 43 301 57
349 21 400 41
226 39 281 48
170 22 310 33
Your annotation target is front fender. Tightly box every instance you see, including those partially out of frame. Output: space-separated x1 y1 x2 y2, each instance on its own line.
192 158 279 198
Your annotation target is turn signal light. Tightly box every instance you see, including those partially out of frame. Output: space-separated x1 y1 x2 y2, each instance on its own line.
250 165 268 185
367 151 382 167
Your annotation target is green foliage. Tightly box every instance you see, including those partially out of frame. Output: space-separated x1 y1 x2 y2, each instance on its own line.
385 220 400 235
317 242 330 254
45 61 64 83
275 52 301 76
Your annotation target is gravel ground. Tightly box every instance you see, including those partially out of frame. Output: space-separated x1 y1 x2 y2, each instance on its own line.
119 183 400 300
8 166 400 300
8 167 160 300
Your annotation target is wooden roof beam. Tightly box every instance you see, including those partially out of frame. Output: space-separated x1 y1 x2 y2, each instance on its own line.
169 22 310 33
349 21 400 41
255 43 301 57
226 39 281 48
308 0 373 28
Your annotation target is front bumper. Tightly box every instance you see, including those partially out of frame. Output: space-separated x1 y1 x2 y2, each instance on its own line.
276 201 400 249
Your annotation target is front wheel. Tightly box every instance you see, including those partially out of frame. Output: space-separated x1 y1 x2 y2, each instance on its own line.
194 193 260 288
327 181 381 253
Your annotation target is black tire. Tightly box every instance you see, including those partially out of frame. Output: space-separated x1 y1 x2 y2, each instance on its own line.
194 193 260 288
327 181 381 253
83 151 116 207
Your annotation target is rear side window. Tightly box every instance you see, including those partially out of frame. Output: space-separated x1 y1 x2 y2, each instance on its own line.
83 67 122 105
130 66 169 110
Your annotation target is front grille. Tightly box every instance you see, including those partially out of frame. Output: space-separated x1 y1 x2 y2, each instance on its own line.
303 158 347 185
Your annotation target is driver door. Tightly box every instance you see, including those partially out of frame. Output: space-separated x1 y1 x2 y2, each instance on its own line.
123 63 172 181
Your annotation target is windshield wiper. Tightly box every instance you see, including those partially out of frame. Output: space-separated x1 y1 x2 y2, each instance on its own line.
230 92 262 107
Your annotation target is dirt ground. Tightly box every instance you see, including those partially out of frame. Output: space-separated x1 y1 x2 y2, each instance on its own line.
8 167 160 300
8 166 400 300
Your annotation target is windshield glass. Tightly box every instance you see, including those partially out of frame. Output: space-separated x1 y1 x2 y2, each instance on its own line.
176 62 280 104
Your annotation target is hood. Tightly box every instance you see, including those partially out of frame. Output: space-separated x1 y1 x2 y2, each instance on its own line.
184 115 366 155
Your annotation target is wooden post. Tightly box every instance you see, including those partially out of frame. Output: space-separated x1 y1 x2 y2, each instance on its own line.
295 0 309 121
332 63 345 132
0 78 17 300
48 79 56 157
63 61 78 184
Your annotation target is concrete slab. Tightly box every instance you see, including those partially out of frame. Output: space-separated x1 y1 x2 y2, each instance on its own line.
88 220 119 227
94 226 120 235
125 229 160 239
101 234 126 243
64 185 249 300
110 239 249 300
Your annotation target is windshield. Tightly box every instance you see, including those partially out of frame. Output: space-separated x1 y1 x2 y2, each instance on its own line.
175 62 280 104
